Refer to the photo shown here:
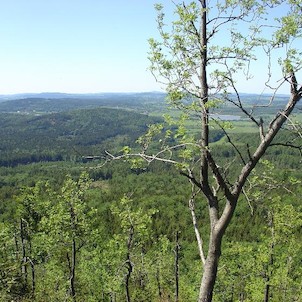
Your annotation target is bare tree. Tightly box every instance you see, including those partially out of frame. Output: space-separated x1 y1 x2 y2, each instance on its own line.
108 1 302 301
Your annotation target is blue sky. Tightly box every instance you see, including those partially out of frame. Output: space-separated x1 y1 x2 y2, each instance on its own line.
0 1 299 95
0 0 165 94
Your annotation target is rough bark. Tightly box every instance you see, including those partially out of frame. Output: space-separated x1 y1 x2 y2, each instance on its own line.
198 242 221 302
198 197 236 302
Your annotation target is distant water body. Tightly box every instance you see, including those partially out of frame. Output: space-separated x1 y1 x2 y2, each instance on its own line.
210 114 241 120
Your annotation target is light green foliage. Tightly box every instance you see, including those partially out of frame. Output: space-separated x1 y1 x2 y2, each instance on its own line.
101 195 158 301
268 198 302 300
244 197 302 302
40 172 93 246
148 0 302 122
274 1 302 73
215 241 255 301
16 182 49 256
148 3 302 299
5 182 52 300
149 2 201 98
149 1 267 100
215 163 302 301
144 235 175 299
148 0 291 173
35 172 97 300
1 145 302 301
111 195 156 240
122 145 132 155
1 1 302 301
136 123 164 150
0 223 20 300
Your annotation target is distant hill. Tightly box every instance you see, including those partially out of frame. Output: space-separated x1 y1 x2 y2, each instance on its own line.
0 107 161 167
0 92 167 113
0 92 294 116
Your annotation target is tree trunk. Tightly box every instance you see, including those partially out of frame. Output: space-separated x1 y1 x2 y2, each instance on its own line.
125 225 134 302
70 238 76 302
264 214 275 302
198 233 222 302
27 257 35 296
156 267 162 300
189 193 206 265
20 219 28 286
28 240 35 296
198 196 237 302
67 240 77 302
174 231 180 302
264 245 274 302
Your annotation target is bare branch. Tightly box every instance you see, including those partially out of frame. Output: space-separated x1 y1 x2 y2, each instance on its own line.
281 114 302 140
105 150 179 166
180 169 202 189
105 142 200 164
206 151 233 201
242 187 254 216
224 83 259 128
188 179 206 265
213 119 247 165
233 89 302 198
269 142 302 156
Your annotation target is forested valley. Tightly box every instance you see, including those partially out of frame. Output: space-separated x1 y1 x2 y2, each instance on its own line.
0 93 301 301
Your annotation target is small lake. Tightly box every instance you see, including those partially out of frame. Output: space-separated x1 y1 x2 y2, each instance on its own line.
210 114 241 120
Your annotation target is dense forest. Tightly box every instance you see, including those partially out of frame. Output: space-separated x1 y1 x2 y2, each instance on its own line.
0 107 161 167
0 93 301 301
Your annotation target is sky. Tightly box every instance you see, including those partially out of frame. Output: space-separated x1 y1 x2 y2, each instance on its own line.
0 0 299 95
0 0 165 94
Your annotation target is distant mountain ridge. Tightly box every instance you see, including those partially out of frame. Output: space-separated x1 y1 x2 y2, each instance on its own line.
0 92 293 115
0 92 167 113
0 91 165 101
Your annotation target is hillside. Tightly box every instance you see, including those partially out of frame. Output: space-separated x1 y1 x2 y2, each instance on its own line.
0 92 301 302
0 107 161 167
